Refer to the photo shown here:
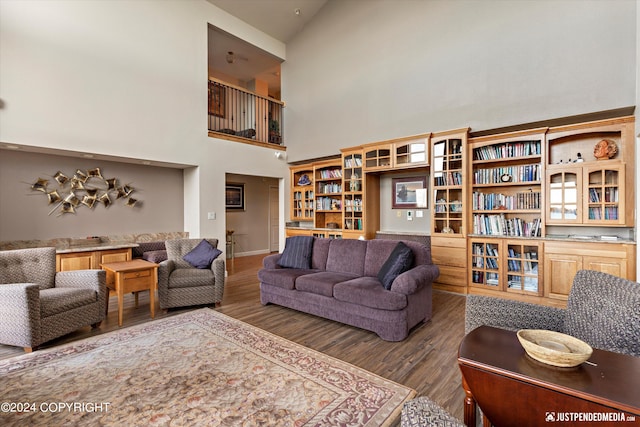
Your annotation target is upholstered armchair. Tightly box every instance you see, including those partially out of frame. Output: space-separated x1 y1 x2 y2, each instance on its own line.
465 269 640 357
0 247 106 352
157 238 225 310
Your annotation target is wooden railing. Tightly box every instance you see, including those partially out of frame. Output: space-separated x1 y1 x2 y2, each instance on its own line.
208 79 284 146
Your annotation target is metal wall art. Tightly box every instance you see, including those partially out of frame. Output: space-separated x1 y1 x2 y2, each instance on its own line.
29 167 142 216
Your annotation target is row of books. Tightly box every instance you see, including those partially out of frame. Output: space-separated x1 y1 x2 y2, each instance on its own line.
344 218 363 230
344 157 363 168
434 171 463 186
344 199 363 211
317 183 342 194
588 207 619 220
589 187 619 203
473 164 541 184
292 201 314 208
507 248 538 273
315 197 341 210
473 141 541 161
472 243 499 269
471 271 499 286
434 199 463 213
317 169 342 179
472 214 542 237
292 191 314 199
292 209 313 217
507 276 539 292
472 191 541 210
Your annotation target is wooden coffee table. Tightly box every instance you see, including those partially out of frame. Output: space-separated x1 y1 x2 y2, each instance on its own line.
458 325 640 427
101 259 159 327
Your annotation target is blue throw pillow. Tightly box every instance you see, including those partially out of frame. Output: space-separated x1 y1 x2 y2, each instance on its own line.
377 242 414 290
183 239 222 269
278 236 314 269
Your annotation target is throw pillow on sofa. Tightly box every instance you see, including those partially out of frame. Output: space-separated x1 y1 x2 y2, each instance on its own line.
183 239 222 269
377 241 414 290
278 236 314 269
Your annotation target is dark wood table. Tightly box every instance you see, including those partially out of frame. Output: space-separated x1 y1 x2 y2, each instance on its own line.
458 326 640 427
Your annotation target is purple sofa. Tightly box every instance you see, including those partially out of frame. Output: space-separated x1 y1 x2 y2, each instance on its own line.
258 238 439 341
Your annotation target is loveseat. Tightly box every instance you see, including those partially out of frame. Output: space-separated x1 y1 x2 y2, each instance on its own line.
258 237 439 341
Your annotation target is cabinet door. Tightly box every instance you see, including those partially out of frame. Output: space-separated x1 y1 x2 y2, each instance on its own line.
544 253 581 301
363 145 392 171
583 256 626 278
505 241 542 296
394 140 428 168
98 248 131 265
469 240 502 290
583 164 625 225
546 169 581 224
57 252 93 272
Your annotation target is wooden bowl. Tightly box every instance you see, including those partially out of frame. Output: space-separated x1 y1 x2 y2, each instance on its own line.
517 329 593 368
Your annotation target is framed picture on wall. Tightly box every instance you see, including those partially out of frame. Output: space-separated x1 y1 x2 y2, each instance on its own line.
392 176 427 209
209 83 226 118
225 183 245 210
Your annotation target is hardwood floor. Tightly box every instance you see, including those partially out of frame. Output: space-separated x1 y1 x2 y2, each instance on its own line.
0 253 467 421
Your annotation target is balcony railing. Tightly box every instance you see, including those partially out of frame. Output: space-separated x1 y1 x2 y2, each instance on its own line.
208 79 284 146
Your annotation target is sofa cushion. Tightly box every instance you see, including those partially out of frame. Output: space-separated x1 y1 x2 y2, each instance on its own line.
378 242 415 290
168 268 215 289
364 239 405 277
325 239 367 275
142 250 168 263
183 239 222 269
311 238 331 270
295 271 358 297
278 236 314 269
334 277 408 310
40 288 97 318
258 268 317 291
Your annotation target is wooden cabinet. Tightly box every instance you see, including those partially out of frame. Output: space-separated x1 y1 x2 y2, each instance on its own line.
285 228 312 237
546 116 634 226
342 149 364 233
393 136 429 169
312 230 342 239
431 235 468 294
363 144 392 171
431 129 468 235
290 165 314 221
546 162 626 225
544 241 635 304
56 247 132 272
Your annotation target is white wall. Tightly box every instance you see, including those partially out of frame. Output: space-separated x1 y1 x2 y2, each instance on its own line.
283 0 637 162
0 0 289 245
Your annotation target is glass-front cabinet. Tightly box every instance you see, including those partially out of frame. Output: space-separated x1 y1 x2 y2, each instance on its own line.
290 166 314 221
584 164 625 224
546 167 581 224
431 132 466 235
342 149 364 232
470 239 500 289
506 241 541 296
394 137 429 168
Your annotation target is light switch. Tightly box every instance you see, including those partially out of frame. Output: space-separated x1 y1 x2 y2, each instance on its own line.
416 210 423 218
207 212 216 220
407 211 413 221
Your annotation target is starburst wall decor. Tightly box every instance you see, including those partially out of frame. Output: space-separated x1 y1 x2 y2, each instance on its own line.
29 167 141 216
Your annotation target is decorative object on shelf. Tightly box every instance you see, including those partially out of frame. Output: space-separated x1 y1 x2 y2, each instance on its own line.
575 152 584 162
517 329 593 368
28 167 142 216
225 183 244 210
297 174 311 186
593 139 618 160
500 173 512 182
441 227 453 234
349 172 360 192
392 176 427 209
326 222 339 229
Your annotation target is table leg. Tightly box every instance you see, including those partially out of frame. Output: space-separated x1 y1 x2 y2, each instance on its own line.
116 273 124 327
462 376 477 427
149 269 157 319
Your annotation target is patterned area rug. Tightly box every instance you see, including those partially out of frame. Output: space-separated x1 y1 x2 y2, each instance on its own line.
0 309 414 426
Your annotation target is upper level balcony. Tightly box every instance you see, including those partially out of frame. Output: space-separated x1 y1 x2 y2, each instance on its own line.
208 79 284 148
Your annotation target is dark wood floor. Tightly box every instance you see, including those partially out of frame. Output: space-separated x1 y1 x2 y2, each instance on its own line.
0 254 467 421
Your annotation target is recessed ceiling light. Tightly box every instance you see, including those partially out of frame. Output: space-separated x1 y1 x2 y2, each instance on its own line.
142 161 152 165
3 144 19 150
83 153 94 158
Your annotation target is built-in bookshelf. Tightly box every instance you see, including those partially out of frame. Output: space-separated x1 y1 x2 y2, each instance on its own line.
431 131 467 235
470 130 545 239
314 160 343 229
342 149 364 232
291 166 314 221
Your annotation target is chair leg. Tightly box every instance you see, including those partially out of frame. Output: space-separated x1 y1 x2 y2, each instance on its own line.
24 347 35 353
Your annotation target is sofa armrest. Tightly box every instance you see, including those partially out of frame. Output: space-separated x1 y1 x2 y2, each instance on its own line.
262 253 282 269
210 257 226 285
157 259 175 293
465 295 566 335
0 283 42 345
391 264 440 295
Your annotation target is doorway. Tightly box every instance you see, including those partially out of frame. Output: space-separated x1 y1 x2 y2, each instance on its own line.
269 185 279 252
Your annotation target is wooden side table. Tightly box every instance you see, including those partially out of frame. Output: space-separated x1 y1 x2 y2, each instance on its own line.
101 259 159 327
458 326 640 427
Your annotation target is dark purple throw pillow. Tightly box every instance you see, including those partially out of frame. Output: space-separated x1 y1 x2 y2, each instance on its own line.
278 236 314 269
183 239 222 269
377 241 414 290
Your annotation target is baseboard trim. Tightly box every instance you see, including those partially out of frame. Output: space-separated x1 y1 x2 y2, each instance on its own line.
233 249 271 258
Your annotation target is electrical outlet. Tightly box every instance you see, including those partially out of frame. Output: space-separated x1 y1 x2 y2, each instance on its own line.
207 212 216 220
397 210 402 217
416 210 423 218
